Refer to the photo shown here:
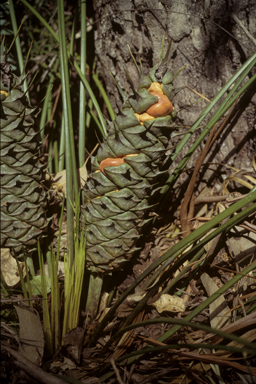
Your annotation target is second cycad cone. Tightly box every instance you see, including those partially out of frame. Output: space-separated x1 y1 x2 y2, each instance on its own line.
0 60 48 257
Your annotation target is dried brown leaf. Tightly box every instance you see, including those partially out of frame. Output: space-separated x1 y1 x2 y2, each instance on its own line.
201 273 231 329
14 304 44 364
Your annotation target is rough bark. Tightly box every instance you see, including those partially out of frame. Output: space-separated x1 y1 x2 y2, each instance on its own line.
93 0 256 190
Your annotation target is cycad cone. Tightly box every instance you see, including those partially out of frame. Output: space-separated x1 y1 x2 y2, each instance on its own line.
0 61 48 257
81 48 182 273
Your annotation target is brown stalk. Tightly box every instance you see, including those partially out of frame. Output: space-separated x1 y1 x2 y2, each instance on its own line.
1 344 66 384
180 103 237 237
180 126 215 237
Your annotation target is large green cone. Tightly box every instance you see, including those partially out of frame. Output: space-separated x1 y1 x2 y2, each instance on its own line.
0 61 48 256
81 54 181 273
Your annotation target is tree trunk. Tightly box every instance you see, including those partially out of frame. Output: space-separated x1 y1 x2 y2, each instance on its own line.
93 0 256 186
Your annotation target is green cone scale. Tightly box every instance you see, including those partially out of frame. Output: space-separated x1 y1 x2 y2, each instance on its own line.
0 61 48 256
81 48 183 273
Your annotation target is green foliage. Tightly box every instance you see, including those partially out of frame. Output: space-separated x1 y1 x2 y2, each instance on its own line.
0 0 106 352
1 5 256 381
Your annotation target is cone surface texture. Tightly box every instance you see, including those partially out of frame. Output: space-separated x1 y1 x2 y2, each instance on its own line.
0 61 48 256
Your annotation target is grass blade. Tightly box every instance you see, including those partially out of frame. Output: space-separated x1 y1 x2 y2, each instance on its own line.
38 244 53 355
89 188 256 345
57 0 78 265
8 0 29 98
78 0 87 167
161 51 256 195
20 0 107 137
